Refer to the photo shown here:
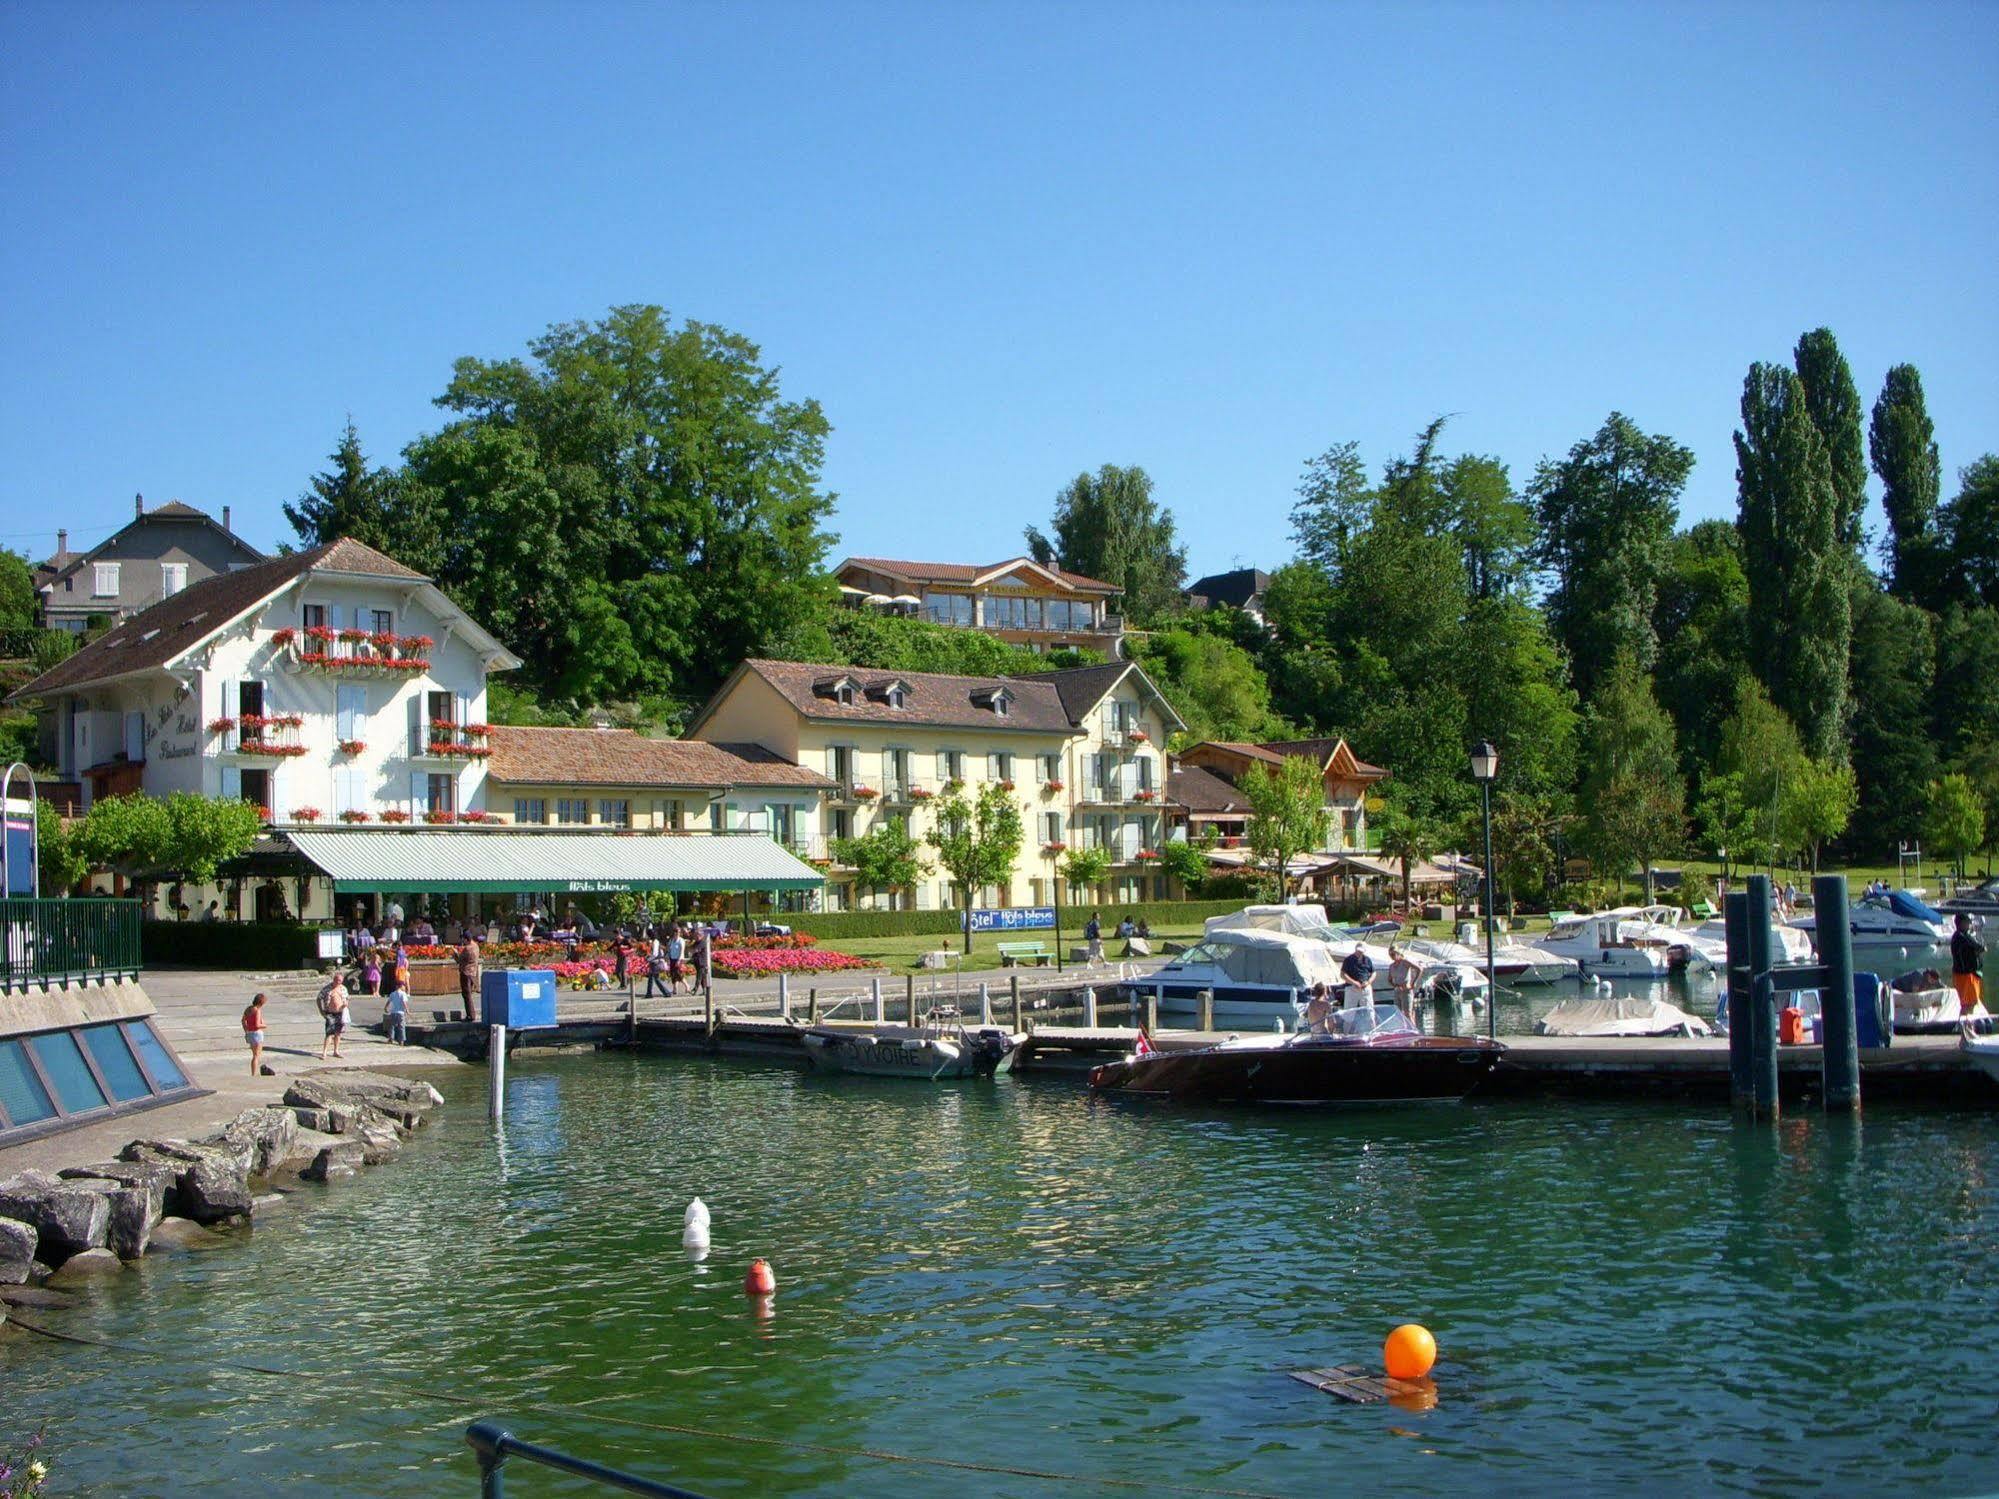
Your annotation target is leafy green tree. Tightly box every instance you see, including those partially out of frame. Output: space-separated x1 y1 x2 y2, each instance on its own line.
1735 362 1850 759
1242 754 1329 900
1777 759 1857 874
0 549 37 632
1793 328 1868 548
1940 456 1999 608
832 821 930 908
1373 779 1442 912
1574 650 1684 894
1712 676 1807 864
1486 792 1565 915
1529 412 1693 701
1060 844 1114 894
1652 520 1750 780
1870 364 1944 604
1946 739 1999 866
1159 833 1215 891
284 421 415 560
159 794 263 885
1694 771 1767 873
1291 440 1373 574
1931 604 1999 760
1025 465 1186 624
927 783 1024 949
36 804 86 893
1132 628 1287 745
1847 585 1938 856
1440 453 1536 600
797 606 1094 680
29 630 75 675
73 794 171 877
1924 773 1986 878
400 305 835 706
1460 595 1578 797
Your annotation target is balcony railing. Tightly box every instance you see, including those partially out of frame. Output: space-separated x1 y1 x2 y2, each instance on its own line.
1 897 143 988
880 780 933 805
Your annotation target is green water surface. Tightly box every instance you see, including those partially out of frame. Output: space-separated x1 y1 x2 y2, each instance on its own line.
4 1049 1998 1497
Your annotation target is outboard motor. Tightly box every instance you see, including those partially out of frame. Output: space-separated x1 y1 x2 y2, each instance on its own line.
1429 967 1463 1037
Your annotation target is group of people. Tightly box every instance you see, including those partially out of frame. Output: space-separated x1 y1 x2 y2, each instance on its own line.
1081 912 1153 964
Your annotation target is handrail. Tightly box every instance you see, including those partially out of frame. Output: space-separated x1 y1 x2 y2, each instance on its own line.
465 1421 713 1498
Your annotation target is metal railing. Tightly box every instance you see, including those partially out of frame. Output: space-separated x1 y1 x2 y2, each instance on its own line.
1 897 143 987
465 1421 711 1498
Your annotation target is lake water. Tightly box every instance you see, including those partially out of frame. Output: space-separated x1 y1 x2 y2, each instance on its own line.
5 1040 1998 1497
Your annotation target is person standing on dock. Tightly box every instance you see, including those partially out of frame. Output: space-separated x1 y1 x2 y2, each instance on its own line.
1951 914 1985 1015
242 993 267 1075
1340 945 1374 1008
457 933 482 1024
693 925 712 995
1386 946 1419 1017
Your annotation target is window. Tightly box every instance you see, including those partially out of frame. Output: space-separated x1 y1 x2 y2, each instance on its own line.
336 684 368 744
989 752 1012 782
427 690 455 727
1041 811 1064 844
598 798 632 828
992 692 1010 718
372 608 394 635
514 798 547 825
29 1031 108 1115
556 798 590 825
835 682 855 705
303 603 327 630
239 767 271 812
239 679 265 720
121 1021 185 1089
886 684 907 708
941 749 964 782
923 591 973 627
93 562 120 597
987 595 1046 630
427 774 456 814
830 745 855 789
0 1040 56 1126
1039 752 1060 783
82 1027 151 1102
829 808 852 841
160 563 187 597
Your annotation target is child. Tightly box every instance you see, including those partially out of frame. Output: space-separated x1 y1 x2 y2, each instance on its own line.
242 992 268 1075
382 982 409 1046
360 947 383 997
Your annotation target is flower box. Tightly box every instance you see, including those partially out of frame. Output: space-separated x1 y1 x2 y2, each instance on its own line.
290 807 322 823
423 810 458 825
1134 789 1158 803
460 810 499 824
237 742 309 758
851 786 879 800
269 628 297 649
943 778 965 792
1136 849 1160 862
1044 780 1065 793
426 739 491 759
997 779 1016 792
338 628 370 645
380 810 411 824
239 713 305 729
370 631 398 651
464 723 492 737
255 805 273 823
1042 841 1067 855
339 809 372 824
207 717 236 733
908 787 934 801
338 739 366 755
304 625 337 645
1128 729 1149 744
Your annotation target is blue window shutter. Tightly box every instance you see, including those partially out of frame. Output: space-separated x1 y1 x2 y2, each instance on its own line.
329 602 345 633
336 686 354 743
407 695 421 757
410 772 426 814
220 765 240 799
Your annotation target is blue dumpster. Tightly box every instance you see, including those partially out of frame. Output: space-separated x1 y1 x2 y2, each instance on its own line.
482 969 558 1029
1853 972 1891 1049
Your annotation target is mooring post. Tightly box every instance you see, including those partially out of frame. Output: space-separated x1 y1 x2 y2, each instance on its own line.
871 976 884 1023
1011 974 1023 1032
1082 985 1097 1027
488 1023 507 1123
1725 891 1754 1108
1198 987 1214 1033
1813 872 1861 1112
906 973 917 1025
1146 990 1158 1036
1746 874 1779 1121
703 985 714 1037
978 981 992 1026
778 971 790 1021
808 987 819 1023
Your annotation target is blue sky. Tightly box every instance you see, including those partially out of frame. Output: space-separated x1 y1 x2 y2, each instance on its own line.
3 2 1994 581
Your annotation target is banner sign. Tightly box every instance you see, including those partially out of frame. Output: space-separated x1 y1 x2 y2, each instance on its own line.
2 797 35 898
965 906 1056 933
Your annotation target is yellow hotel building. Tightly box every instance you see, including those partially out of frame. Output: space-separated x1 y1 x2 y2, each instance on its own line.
685 658 1185 911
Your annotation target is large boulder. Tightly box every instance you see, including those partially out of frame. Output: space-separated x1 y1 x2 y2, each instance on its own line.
0 1216 35 1285
286 1071 442 1115
59 1160 176 1222
118 1140 252 1225
146 1216 228 1253
354 1123 403 1166
46 1247 124 1287
210 1108 299 1177
105 1185 159 1259
300 1141 367 1181
0 1172 111 1262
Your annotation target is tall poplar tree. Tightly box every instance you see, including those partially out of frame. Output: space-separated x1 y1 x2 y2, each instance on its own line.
1793 328 1867 549
1869 364 1943 604
1734 363 1851 761
1025 465 1187 624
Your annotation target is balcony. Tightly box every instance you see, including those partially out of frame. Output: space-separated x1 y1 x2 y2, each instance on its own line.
880 780 933 806
221 715 306 758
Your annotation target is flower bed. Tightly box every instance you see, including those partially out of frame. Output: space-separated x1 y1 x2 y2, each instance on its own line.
711 947 878 979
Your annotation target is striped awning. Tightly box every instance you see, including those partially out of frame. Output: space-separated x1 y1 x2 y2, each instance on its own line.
283 829 824 894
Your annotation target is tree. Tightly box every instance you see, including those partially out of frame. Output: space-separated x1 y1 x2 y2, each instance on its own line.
1777 759 1857 874
1735 362 1850 760
1373 780 1441 913
1847 585 1937 856
1291 440 1373 575
1870 364 1944 604
1160 832 1216 891
1241 755 1329 900
1713 676 1807 866
1652 520 1750 781
832 821 929 909
1694 771 1765 874
35 804 86 893
284 421 418 561
927 783 1024 950
71 793 261 903
72 794 172 878
0 549 37 633
1793 328 1867 548
1931 604 1999 760
1940 456 1999 608
1924 773 1986 878
1440 454 1535 601
1025 465 1186 624
1060 844 1114 894
1486 792 1565 915
1132 628 1287 745
1574 650 1684 895
1530 412 1693 701
400 305 836 706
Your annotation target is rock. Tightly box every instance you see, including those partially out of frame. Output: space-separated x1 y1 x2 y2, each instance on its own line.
355 1125 402 1166
290 1106 333 1133
323 1103 360 1135
28 1260 51 1284
106 1186 159 1259
212 1108 299 1176
0 1175 111 1262
0 1283 78 1309
45 1247 124 1286
0 1216 35 1285
146 1216 227 1253
280 1126 343 1167
119 1140 253 1225
301 1141 367 1181
58 1161 175 1222
286 1071 442 1116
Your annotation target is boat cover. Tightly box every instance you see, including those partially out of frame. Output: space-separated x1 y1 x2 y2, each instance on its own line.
1535 996 1712 1037
1206 904 1336 938
1184 927 1346 990
1885 889 1946 924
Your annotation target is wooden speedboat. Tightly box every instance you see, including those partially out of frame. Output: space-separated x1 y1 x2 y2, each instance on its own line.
1086 1004 1504 1105
800 1020 1015 1080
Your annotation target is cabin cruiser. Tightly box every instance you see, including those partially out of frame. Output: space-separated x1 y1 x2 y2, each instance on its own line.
1405 934 1579 986
1939 878 1999 919
1692 913 1816 964
1163 915 1485 1023
1202 906 1489 1001
1537 910 1675 978
1791 890 1951 965
1087 1003 1505 1105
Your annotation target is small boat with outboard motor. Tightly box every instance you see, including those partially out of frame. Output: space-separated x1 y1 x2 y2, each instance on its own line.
800 1010 1016 1080
1885 972 1992 1035
1086 1002 1505 1105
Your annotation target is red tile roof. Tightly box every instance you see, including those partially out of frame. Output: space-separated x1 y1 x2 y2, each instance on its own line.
486 726 832 788
841 556 1119 595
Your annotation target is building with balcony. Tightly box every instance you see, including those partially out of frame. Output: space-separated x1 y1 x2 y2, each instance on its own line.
485 726 832 838
684 657 1185 910
1175 737 1387 853
832 556 1125 656
33 496 266 634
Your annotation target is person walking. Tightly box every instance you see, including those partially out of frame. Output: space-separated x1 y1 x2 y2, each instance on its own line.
666 924 687 995
359 946 383 998
457 933 482 1024
318 973 351 1060
242 992 268 1076
644 931 671 999
1085 912 1104 966
382 981 409 1046
1950 914 1986 1016
613 931 634 992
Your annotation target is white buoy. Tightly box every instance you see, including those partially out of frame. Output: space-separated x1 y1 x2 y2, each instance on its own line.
682 1197 711 1250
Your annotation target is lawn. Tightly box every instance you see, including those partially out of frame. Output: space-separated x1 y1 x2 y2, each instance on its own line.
801 921 1213 971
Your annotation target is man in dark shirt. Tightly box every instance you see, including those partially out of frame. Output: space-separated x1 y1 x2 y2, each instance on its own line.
1949 914 1985 1016
1340 945 1375 1007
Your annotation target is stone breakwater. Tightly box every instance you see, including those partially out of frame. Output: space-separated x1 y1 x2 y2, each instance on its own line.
0 1070 443 1305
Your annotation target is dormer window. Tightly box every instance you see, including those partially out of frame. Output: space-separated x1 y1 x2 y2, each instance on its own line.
866 678 913 709
972 686 1014 718
814 673 860 706
837 683 856 706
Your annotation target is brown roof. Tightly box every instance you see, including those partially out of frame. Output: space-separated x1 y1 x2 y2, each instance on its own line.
1198 741 1287 766
486 726 832 789
1168 766 1250 814
1260 737 1389 778
11 537 431 701
713 659 1079 735
842 556 1119 595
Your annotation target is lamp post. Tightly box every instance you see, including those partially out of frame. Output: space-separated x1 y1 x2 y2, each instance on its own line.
1470 741 1499 1042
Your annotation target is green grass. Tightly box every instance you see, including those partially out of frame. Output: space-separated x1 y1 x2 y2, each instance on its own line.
820 921 1212 970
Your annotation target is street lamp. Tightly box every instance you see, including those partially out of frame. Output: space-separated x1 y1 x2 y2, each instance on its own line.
1470 741 1499 1042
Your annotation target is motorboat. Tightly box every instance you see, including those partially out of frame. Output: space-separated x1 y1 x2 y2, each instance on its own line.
800 1017 1015 1079
1087 1003 1505 1105
1887 984 1991 1035
1962 1031 1999 1087
1535 995 1712 1038
1134 927 1345 1024
1202 907 1491 1001
1791 890 1950 965
1692 913 1815 964
1938 877 1999 919
1405 934 1578 986
1620 905 1727 971
1536 911 1675 978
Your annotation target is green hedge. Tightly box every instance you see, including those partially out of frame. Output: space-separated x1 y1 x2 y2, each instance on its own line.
793 898 1260 941
142 921 323 969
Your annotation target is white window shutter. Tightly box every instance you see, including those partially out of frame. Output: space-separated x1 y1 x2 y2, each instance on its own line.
220 680 237 752
335 685 356 743
458 692 470 728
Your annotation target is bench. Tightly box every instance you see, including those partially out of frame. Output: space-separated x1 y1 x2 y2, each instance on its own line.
1689 900 1718 920
996 942 1052 968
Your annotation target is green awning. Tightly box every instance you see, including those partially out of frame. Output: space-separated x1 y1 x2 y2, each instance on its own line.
283 829 825 894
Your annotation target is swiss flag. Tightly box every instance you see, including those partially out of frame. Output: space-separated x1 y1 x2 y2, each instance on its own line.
1134 1029 1155 1057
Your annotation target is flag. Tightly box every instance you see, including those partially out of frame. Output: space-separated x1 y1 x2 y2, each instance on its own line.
1134 1029 1154 1057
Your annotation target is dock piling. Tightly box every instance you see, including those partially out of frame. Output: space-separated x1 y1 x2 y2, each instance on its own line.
906 973 917 1025
979 982 992 1025
869 977 882 1023
1725 892 1753 1107
808 988 818 1023
778 972 790 1021
1010 974 1022 1032
1747 875 1779 1121
1146 991 1158 1036
1198 988 1214 1033
1813 872 1861 1112
1082 986 1097 1027
488 1023 507 1123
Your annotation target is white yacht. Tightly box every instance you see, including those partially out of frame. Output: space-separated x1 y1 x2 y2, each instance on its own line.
1203 906 1490 1002
1537 910 1675 978
1791 890 1951 965
1692 913 1815 964
1404 935 1578 986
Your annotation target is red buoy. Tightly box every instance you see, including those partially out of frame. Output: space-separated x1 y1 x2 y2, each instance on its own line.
744 1258 776 1296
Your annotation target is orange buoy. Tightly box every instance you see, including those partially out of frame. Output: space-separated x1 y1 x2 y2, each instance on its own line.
744 1258 776 1297
1383 1323 1437 1380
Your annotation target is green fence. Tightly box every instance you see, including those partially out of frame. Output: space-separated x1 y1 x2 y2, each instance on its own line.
140 920 322 970
1 898 143 986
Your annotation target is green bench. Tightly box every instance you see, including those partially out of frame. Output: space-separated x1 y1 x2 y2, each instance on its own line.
996 941 1052 967
1689 899 1718 920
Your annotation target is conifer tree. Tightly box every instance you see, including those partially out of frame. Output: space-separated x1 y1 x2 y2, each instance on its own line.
1869 364 1943 603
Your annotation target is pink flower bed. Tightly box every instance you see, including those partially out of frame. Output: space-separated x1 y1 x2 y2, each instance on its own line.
711 948 878 979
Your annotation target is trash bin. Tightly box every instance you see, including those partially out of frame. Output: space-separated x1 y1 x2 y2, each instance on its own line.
482 969 558 1029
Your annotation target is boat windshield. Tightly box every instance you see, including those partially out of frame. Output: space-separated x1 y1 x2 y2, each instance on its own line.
1321 1004 1418 1039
